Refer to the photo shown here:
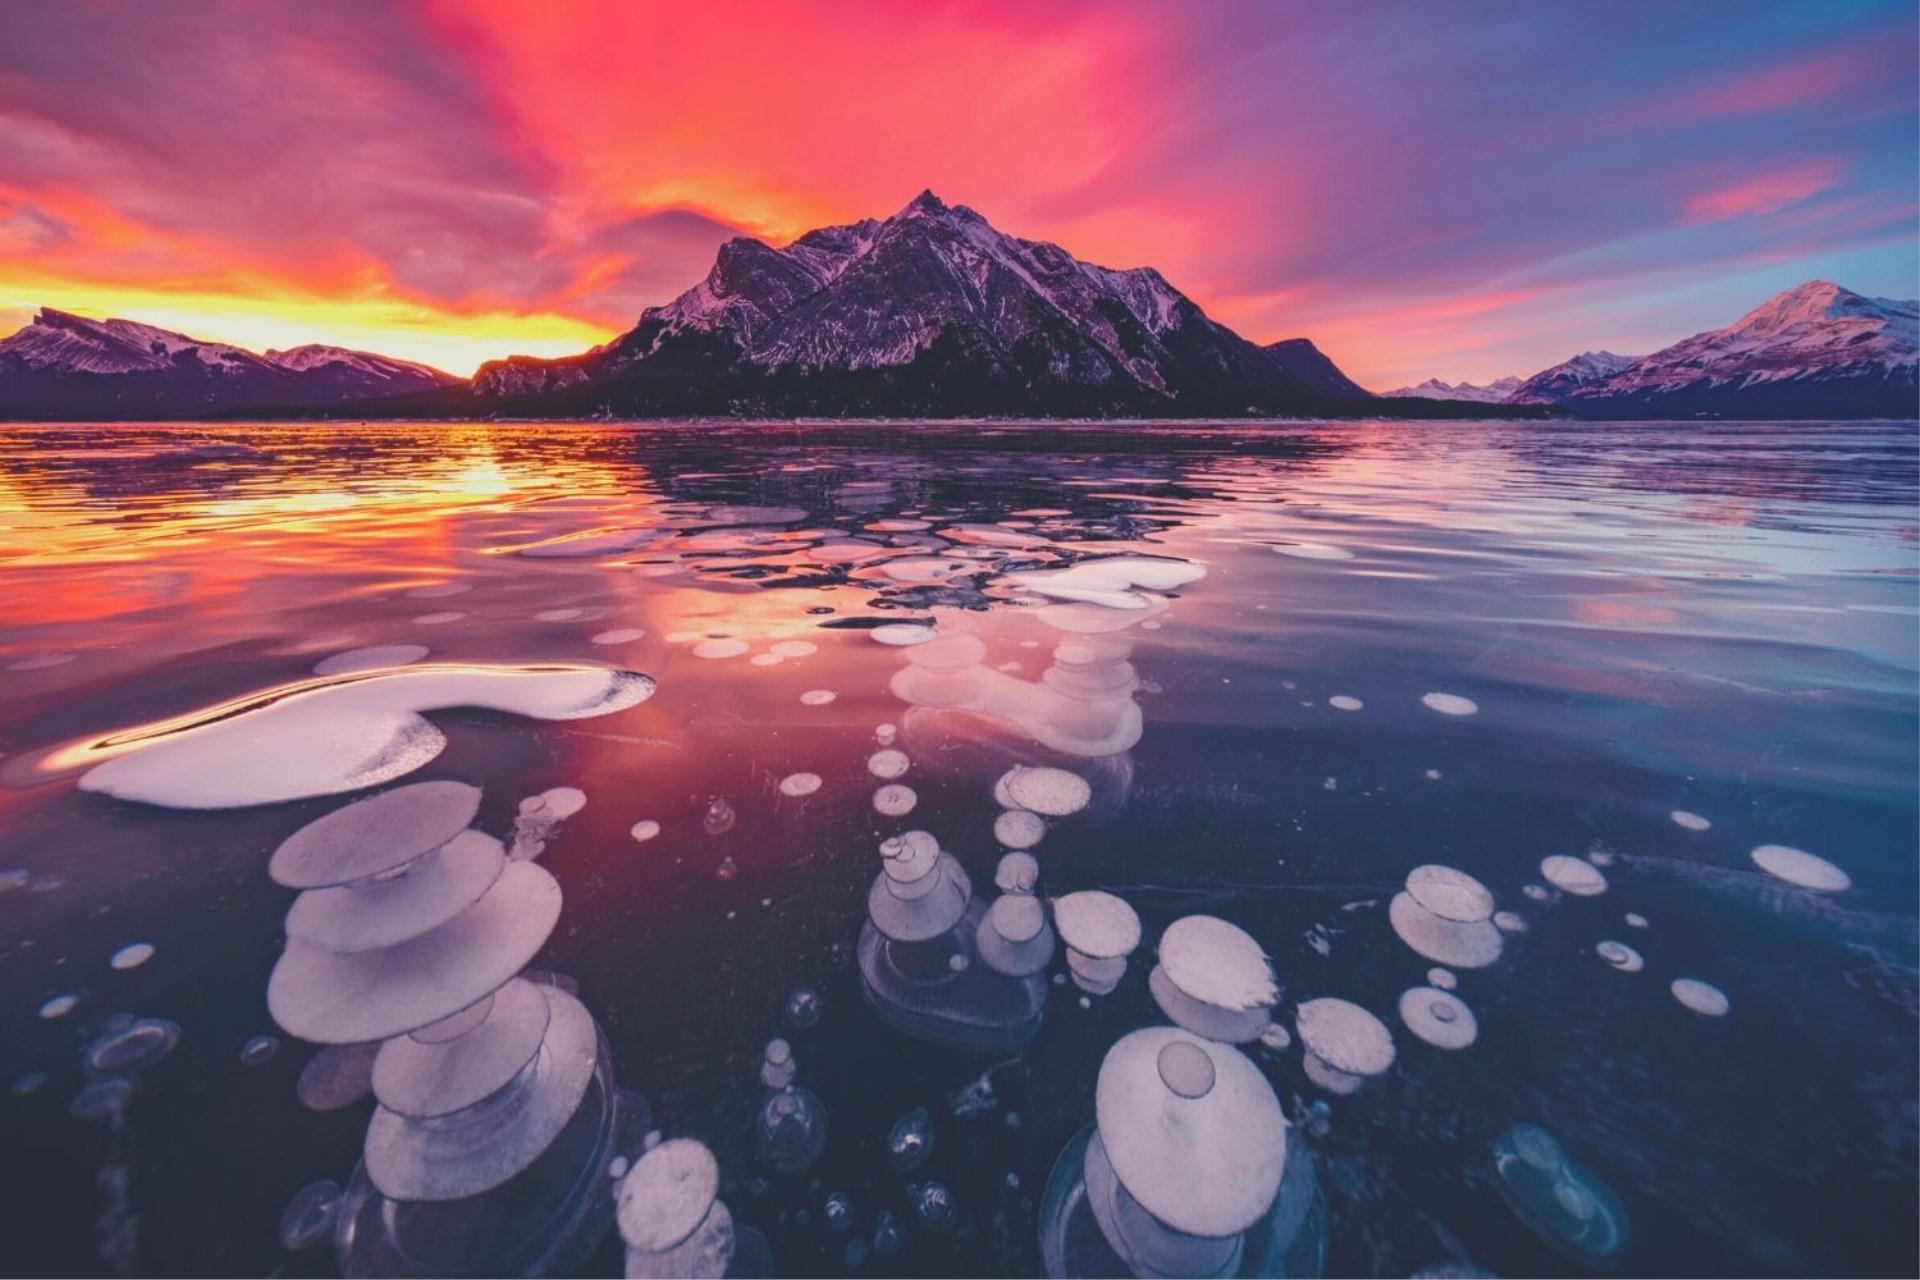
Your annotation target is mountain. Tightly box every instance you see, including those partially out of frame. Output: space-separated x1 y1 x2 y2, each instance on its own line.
473 191 1385 417
1381 375 1525 403
1261 338 1372 400
1503 352 1639 405
1515 283 1917 418
0 310 456 419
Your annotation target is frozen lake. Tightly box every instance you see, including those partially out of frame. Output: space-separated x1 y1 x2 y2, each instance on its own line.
0 418 1914 1277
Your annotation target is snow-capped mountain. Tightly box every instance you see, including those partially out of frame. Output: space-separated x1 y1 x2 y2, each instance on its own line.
1381 375 1525 403
1261 338 1371 400
1514 283 1916 418
474 191 1368 416
0 310 455 418
1503 352 1640 405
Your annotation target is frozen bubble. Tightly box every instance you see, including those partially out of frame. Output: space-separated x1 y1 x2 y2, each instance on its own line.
1587 849 1614 868
270 780 482 889
83 665 652 810
1492 910 1527 933
1295 997 1396 1078
1428 967 1457 990
296 1041 379 1111
783 986 823 1030
538 786 587 818
1398 987 1478 1050
1390 893 1504 968
278 1179 341 1251
1750 844 1851 893
1406 864 1495 923
1156 915 1277 1013
867 749 910 780
825 1192 853 1232
1052 891 1141 959
630 820 661 842
779 772 823 797
108 943 155 972
995 851 1040 893
610 1156 630 1179
875 723 897 744
370 979 550 1119
592 628 646 645
1424 768 1443 781
535 607 585 622
770 640 817 658
1625 912 1648 929
38 993 78 1020
1421 692 1479 717
617 1137 720 1254
692 638 750 659
1670 810 1711 832
1329 695 1363 711
312 644 430 676
870 624 939 647
1272 542 1353 560
799 689 837 705
1094 1027 1287 1238
996 766 1092 817
1670 978 1730 1017
750 652 783 666
716 856 738 881
84 1018 181 1074
703 797 736 834
914 1181 956 1231
994 809 1046 850
1540 855 1608 897
979 895 1054 976
70 1077 135 1120
872 784 917 817
1007 556 1205 610
239 1034 281 1066
267 860 562 1044
1491 1125 1630 1261
873 1211 905 1256
1596 941 1644 973
1257 1023 1292 1051
412 611 465 625
1522 884 1549 902
887 1107 934 1170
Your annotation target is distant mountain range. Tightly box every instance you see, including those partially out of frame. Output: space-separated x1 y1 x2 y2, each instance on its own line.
0 309 455 417
0 196 1910 421
1388 283 1916 418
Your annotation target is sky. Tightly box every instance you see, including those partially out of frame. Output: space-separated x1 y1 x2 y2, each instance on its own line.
0 0 1913 387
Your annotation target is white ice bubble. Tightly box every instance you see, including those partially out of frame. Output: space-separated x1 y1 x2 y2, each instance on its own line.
993 809 1046 850
1492 910 1527 933
1005 556 1205 611
1540 855 1608 897
79 665 653 810
270 780 483 889
38 993 78 1020
1428 967 1456 990
617 1138 721 1254
630 820 661 842
1670 810 1711 832
779 773 822 797
1295 997 1396 1079
692 638 750 659
1052 891 1141 959
867 749 910 780
1624 912 1648 929
872 784 917 817
1156 915 1278 1013
592 628 646 646
412 611 466 625
1405 864 1495 923
1750 844 1851 893
1670 978 1730 1017
1398 986 1478 1050
313 644 431 676
1329 695 1363 711
749 653 783 666
109 943 156 971
799 689 836 705
1421 692 1479 717
534 607 585 622
1390 892 1504 968
769 640 817 658
1596 941 1644 973
996 766 1091 817
870 623 939 647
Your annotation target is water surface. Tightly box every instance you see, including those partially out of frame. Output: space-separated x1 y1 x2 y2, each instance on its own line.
1 419 1914 1277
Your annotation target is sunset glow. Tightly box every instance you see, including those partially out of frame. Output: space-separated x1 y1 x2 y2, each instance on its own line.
0 0 1913 384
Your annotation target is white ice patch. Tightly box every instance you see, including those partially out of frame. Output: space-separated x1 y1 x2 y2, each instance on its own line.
313 644 430 676
1421 692 1479 717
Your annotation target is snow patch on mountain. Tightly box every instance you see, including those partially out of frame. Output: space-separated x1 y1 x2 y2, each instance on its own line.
1383 375 1525 403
